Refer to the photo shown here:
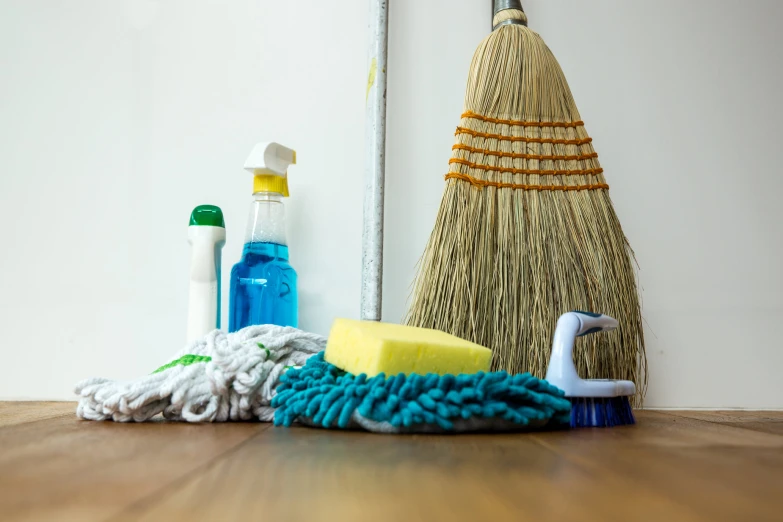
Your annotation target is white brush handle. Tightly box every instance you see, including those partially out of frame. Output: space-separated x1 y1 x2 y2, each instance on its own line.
545 312 636 398
187 226 226 342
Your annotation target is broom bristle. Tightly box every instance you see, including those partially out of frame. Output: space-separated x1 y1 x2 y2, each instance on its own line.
405 8 647 405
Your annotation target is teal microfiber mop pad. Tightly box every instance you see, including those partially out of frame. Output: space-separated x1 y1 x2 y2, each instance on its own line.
272 352 571 433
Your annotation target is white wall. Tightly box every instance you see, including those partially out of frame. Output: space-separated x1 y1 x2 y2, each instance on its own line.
1 0 781 408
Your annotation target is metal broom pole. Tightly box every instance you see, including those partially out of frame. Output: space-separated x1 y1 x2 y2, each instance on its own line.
361 0 389 321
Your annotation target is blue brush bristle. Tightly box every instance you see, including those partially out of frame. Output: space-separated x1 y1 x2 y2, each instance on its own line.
570 396 635 428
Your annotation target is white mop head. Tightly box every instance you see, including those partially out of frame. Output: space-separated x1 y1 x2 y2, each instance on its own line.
75 325 325 422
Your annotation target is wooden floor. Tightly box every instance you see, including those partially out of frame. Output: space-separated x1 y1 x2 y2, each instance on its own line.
1 403 782 522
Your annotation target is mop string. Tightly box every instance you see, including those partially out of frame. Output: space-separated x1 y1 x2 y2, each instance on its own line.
449 158 603 177
461 111 584 127
75 326 326 422
445 172 609 192
452 144 598 162
455 127 593 145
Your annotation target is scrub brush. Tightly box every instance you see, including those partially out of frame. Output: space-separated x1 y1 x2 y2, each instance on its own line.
545 312 636 428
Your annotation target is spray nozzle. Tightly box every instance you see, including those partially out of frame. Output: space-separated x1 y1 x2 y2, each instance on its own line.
244 142 297 196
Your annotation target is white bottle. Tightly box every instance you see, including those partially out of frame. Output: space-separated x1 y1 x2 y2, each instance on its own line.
187 205 226 342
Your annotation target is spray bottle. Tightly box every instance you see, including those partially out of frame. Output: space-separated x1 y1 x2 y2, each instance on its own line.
187 205 226 342
229 142 298 331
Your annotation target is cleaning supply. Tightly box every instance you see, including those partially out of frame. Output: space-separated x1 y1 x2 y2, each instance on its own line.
325 318 491 377
360 0 389 321
545 311 636 427
186 205 226 343
75 325 325 422
273 352 571 433
77 315 629 433
229 142 298 332
74 322 570 433
405 0 646 403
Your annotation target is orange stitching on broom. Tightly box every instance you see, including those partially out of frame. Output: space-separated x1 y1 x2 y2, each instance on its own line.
455 127 593 145
462 111 585 128
445 173 609 191
452 144 598 161
449 158 603 176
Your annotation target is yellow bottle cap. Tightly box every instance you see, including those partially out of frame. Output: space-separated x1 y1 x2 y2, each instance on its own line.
253 174 289 197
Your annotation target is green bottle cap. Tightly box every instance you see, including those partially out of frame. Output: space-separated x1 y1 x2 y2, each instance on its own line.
189 205 225 228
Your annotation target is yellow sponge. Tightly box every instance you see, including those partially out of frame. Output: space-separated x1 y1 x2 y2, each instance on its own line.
324 318 492 377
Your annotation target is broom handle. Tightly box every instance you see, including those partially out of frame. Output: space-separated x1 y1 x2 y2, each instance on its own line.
492 0 525 29
361 0 389 321
494 0 523 14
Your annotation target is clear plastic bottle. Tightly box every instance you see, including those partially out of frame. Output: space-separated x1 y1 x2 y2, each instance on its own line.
229 143 298 331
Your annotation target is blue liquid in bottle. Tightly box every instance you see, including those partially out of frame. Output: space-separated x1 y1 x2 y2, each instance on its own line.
229 242 298 331
229 188 298 332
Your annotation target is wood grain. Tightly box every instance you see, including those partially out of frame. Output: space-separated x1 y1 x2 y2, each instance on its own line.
120 422 697 522
117 411 783 522
663 410 783 435
0 404 267 522
532 411 783 522
0 401 75 427
1 404 783 522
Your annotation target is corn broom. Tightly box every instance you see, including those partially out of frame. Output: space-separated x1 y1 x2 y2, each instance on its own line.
405 1 647 402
